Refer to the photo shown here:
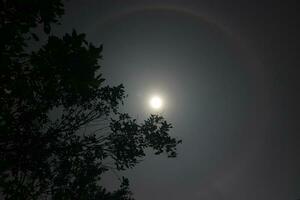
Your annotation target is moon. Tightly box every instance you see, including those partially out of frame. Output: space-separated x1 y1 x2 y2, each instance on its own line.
149 96 163 110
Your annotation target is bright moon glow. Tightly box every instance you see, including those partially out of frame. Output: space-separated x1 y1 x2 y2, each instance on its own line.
149 96 163 110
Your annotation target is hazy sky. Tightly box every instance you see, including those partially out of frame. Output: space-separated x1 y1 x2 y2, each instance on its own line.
54 1 299 199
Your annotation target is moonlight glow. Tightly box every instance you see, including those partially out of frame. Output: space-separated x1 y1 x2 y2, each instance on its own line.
149 96 163 110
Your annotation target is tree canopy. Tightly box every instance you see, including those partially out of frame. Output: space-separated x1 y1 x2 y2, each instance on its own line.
0 1 181 199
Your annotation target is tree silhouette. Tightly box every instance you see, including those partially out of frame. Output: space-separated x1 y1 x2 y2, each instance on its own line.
0 1 181 199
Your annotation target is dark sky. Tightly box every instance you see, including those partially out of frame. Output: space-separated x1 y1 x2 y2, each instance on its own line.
54 1 299 199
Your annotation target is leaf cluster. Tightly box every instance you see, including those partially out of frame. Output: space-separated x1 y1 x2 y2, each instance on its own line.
0 1 181 199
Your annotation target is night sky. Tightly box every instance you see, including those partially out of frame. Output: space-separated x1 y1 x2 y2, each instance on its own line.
53 1 299 199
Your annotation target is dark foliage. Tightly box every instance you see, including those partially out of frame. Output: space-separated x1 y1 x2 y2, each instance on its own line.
0 1 181 199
